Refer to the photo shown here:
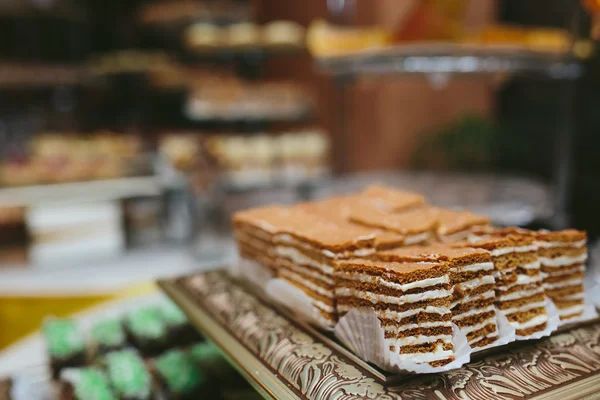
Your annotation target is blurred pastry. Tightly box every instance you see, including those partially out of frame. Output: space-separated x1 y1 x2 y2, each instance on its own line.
262 21 305 47
186 23 222 49
307 19 391 57
226 22 260 47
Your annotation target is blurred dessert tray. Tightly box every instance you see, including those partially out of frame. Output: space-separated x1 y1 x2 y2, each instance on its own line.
315 43 582 79
309 171 554 227
0 176 161 207
160 269 600 400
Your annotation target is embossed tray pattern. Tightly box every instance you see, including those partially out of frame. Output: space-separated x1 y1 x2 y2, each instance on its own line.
158 270 600 400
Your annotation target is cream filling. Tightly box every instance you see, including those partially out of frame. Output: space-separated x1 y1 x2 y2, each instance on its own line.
513 314 548 330
458 275 495 291
275 246 334 275
382 321 453 332
501 300 547 316
335 272 448 292
521 261 541 269
334 287 453 305
403 232 431 245
491 244 538 257
312 299 335 314
459 262 494 273
450 290 495 309
279 269 333 298
386 334 452 348
283 262 334 285
395 344 455 363
560 292 585 301
497 288 544 302
462 317 497 334
545 265 585 277
537 240 586 248
515 274 544 285
558 304 585 317
337 305 450 321
544 278 583 290
454 305 495 320
539 254 588 267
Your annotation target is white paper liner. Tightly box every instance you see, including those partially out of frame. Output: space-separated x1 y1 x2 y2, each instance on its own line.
334 307 470 374
230 257 274 289
471 309 516 352
266 278 335 330
555 293 599 327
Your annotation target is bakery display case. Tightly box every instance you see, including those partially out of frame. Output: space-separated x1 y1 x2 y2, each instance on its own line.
2 1 600 399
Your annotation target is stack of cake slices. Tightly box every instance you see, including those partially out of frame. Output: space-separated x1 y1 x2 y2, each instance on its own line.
454 234 549 337
376 245 500 349
534 229 588 322
334 259 456 367
232 205 294 275
429 207 490 243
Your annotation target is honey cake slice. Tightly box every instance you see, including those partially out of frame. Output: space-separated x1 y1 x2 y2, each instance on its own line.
427 207 490 243
357 184 426 212
454 235 549 336
334 259 455 367
295 195 426 248
273 215 379 324
233 205 297 273
534 229 587 321
348 206 438 246
376 245 499 348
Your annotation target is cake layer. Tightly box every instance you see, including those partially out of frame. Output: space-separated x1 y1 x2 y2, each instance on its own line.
279 269 333 298
336 304 450 321
454 310 495 327
471 335 499 348
544 264 585 276
336 296 453 313
517 323 548 336
538 246 586 258
279 259 334 286
348 205 438 236
539 253 588 267
497 292 546 310
358 184 426 211
335 259 448 283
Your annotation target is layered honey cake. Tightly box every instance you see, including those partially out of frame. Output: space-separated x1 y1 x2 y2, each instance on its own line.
296 193 429 248
348 205 439 246
455 235 549 336
233 205 296 274
534 229 587 321
429 207 490 243
357 184 426 211
376 245 499 348
334 259 456 367
273 215 379 325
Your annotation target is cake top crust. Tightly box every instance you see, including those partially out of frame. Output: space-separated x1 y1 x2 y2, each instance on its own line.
357 184 426 211
534 229 587 243
336 259 447 275
426 207 490 235
348 206 438 234
377 244 491 264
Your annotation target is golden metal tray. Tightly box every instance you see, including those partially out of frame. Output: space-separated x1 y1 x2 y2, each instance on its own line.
159 269 600 400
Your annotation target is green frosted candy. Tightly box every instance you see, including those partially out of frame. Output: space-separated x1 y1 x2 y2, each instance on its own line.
190 342 236 380
91 319 125 348
105 350 151 399
43 319 85 359
126 308 166 339
61 368 116 400
160 301 188 326
155 350 205 394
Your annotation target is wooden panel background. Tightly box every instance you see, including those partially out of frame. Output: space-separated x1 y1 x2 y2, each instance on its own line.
259 0 497 172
